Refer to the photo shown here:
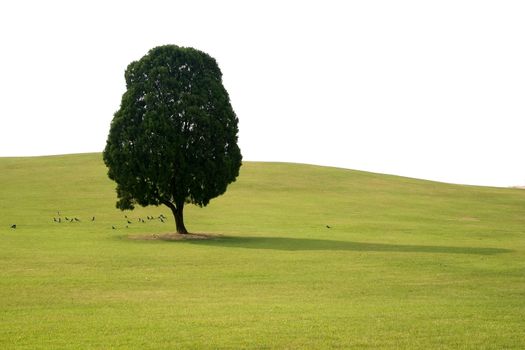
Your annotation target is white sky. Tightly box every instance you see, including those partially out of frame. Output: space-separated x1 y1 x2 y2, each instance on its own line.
1 0 524 187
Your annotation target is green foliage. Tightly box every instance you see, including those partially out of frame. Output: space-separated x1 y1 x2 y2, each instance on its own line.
103 45 241 232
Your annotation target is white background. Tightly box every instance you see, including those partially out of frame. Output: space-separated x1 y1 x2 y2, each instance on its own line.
1 0 524 187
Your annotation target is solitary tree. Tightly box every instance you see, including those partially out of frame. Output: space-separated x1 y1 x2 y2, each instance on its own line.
103 45 242 234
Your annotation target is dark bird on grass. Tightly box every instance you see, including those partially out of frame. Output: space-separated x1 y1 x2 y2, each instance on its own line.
58 218 61 223
127 220 132 224
65 217 69 221
11 224 16 229
53 217 57 222
124 215 128 219
326 225 331 229
92 216 95 221
112 226 116 229
74 218 80 222
159 217 165 223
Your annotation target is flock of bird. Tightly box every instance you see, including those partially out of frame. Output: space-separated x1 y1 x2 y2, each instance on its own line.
112 214 168 229
9 214 335 230
9 211 168 230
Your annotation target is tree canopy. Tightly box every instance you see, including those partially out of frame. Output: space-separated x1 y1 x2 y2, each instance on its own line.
103 45 242 234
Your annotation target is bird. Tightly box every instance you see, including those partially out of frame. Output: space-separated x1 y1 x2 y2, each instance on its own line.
10 224 16 229
91 216 95 222
112 226 116 230
326 225 331 229
159 217 165 223
127 220 132 224
53 217 57 222
74 218 80 222
65 217 69 221
58 218 61 223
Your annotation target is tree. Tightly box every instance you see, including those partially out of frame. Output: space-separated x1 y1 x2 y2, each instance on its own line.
103 45 242 234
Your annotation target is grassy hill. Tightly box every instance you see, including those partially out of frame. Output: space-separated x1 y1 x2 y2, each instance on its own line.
1 153 524 349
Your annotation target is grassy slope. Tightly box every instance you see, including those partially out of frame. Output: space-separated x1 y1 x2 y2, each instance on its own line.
0 153 524 349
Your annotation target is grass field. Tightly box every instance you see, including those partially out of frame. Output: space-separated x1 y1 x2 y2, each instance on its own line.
1 153 524 349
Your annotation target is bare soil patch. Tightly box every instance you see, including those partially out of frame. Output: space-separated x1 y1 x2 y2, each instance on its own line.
128 232 221 241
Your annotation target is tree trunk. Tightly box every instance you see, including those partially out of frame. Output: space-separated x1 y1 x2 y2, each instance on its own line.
174 202 188 234
164 200 188 234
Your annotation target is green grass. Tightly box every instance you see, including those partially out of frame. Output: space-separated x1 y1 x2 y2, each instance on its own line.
1 153 524 349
